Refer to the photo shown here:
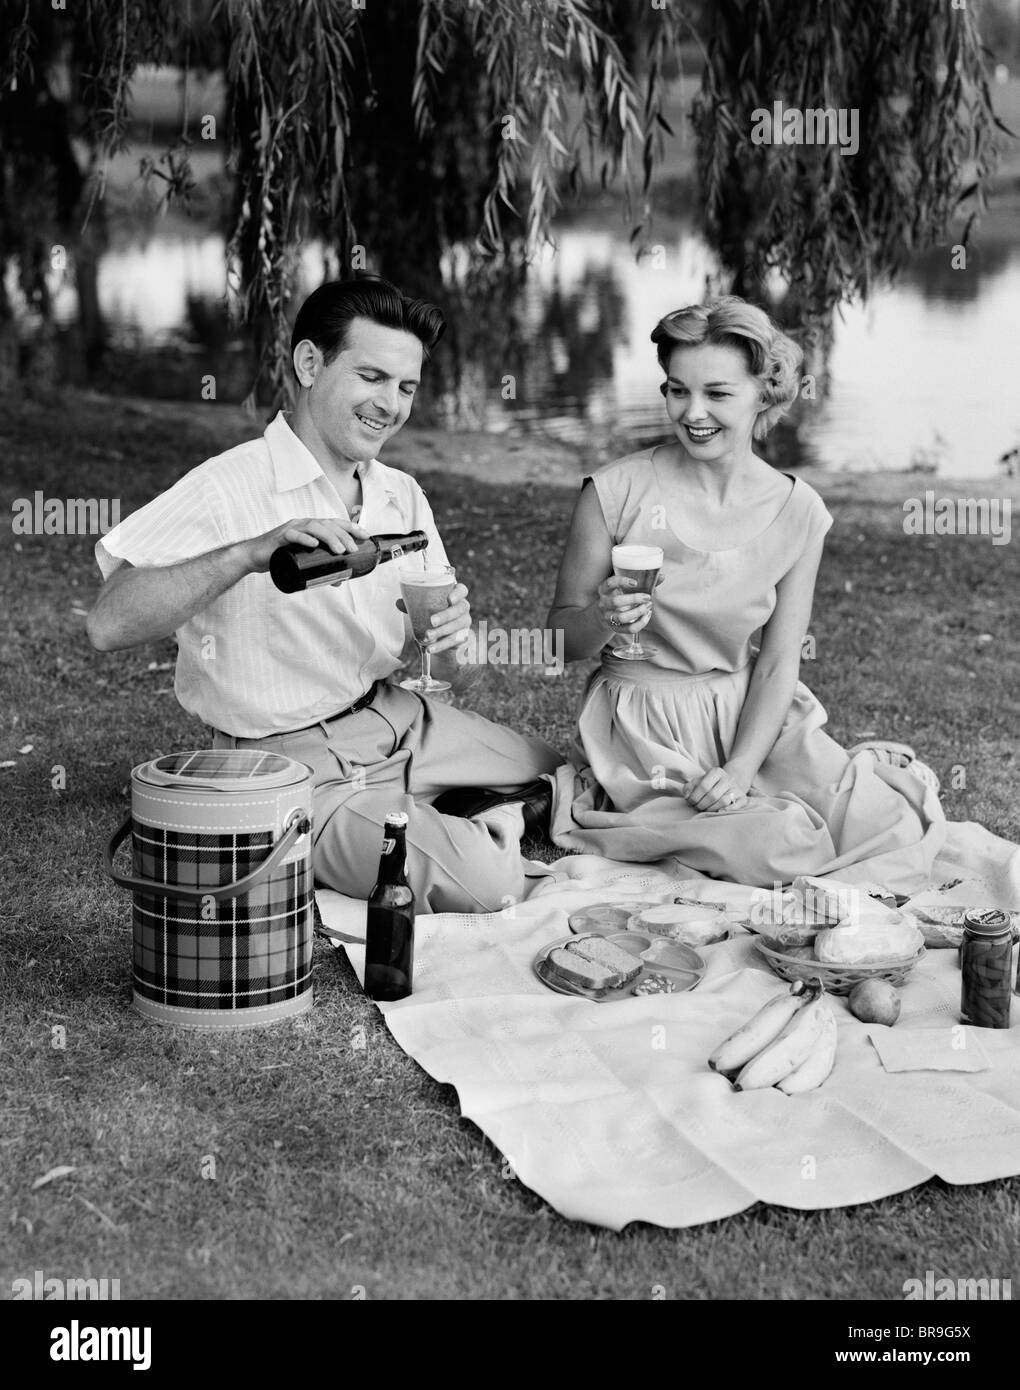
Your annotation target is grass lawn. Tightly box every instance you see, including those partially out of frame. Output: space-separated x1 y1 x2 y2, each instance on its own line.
2 389 1019 1301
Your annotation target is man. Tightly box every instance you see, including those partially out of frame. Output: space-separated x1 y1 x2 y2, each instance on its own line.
87 276 561 911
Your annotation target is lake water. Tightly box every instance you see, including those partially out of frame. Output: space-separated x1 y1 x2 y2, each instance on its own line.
42 202 1020 481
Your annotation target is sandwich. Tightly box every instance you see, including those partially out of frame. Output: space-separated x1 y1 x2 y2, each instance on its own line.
545 934 643 994
568 933 644 982
791 874 861 924
545 949 621 996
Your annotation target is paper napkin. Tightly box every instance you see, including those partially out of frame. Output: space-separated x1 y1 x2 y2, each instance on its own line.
868 1026 991 1073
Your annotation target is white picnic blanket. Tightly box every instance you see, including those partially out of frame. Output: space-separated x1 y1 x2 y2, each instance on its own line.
316 820 1020 1230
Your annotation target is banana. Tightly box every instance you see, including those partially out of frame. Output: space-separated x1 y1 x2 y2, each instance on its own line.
776 1003 838 1094
708 980 808 1075
733 986 828 1091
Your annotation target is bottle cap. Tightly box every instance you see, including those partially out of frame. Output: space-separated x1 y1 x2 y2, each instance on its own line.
962 908 1012 936
383 812 409 829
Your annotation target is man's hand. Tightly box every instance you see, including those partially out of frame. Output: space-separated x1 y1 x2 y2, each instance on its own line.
396 581 472 658
396 581 474 693
242 517 370 575
420 581 472 657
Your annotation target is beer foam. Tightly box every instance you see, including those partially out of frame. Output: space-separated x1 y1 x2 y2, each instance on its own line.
611 544 663 568
400 571 454 587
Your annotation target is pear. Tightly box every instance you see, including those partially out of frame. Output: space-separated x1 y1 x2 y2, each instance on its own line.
848 979 901 1026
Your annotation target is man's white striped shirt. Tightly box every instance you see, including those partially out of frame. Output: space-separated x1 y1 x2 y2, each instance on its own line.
96 411 448 736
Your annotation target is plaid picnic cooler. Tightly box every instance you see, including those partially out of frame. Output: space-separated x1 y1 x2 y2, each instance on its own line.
106 750 315 1030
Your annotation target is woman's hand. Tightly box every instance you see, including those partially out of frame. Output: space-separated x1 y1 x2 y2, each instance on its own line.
595 574 662 636
682 764 751 814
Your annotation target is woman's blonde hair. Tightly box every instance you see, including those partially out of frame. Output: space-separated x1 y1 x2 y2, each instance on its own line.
650 295 803 439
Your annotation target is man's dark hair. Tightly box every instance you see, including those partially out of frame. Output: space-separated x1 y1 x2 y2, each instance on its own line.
290 276 446 371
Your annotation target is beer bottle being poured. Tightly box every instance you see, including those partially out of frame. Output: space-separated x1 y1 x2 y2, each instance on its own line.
364 813 416 1001
269 530 429 593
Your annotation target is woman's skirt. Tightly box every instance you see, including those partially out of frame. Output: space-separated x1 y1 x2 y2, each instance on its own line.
549 661 945 894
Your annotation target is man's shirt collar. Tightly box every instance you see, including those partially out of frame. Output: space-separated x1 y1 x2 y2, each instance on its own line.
264 411 396 497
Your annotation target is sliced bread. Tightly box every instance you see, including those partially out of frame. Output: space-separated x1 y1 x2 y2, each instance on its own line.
546 947 619 995
566 934 643 985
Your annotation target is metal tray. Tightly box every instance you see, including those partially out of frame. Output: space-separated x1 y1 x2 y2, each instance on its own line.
534 932 705 1001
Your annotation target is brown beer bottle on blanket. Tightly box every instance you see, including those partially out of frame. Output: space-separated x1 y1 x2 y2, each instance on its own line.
364 813 416 1001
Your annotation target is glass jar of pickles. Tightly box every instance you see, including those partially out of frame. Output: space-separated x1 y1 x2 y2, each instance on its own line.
960 909 1013 1029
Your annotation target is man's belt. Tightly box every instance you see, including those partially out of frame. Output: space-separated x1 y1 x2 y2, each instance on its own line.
289 681 381 733
214 681 381 742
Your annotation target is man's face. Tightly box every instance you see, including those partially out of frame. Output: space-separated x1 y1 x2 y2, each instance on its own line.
297 317 425 468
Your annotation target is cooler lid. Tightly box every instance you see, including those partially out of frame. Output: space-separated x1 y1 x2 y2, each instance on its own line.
133 749 311 791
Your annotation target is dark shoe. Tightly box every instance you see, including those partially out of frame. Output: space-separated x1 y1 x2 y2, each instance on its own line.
432 777 552 840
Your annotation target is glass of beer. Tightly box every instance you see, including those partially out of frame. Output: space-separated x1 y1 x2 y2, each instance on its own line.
399 564 457 693
610 544 663 660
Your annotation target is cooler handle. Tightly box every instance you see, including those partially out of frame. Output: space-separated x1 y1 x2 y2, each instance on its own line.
104 810 311 902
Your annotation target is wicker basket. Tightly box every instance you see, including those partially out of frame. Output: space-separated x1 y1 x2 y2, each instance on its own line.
752 937 926 995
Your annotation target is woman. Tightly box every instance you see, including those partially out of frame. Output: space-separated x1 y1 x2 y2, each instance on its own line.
546 296 945 893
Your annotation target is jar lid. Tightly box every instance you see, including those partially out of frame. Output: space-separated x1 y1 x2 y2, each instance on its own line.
962 908 1012 936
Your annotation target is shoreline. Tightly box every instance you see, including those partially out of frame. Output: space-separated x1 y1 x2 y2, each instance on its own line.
385 427 1020 506
55 388 1020 507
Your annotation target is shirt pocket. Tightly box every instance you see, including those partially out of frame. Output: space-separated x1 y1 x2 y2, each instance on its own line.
265 569 412 697
264 577 362 674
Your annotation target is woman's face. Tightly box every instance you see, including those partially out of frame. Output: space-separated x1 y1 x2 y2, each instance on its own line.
661 342 764 462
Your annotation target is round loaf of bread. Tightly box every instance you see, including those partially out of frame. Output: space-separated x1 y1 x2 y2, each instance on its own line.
813 915 924 965
628 904 728 947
